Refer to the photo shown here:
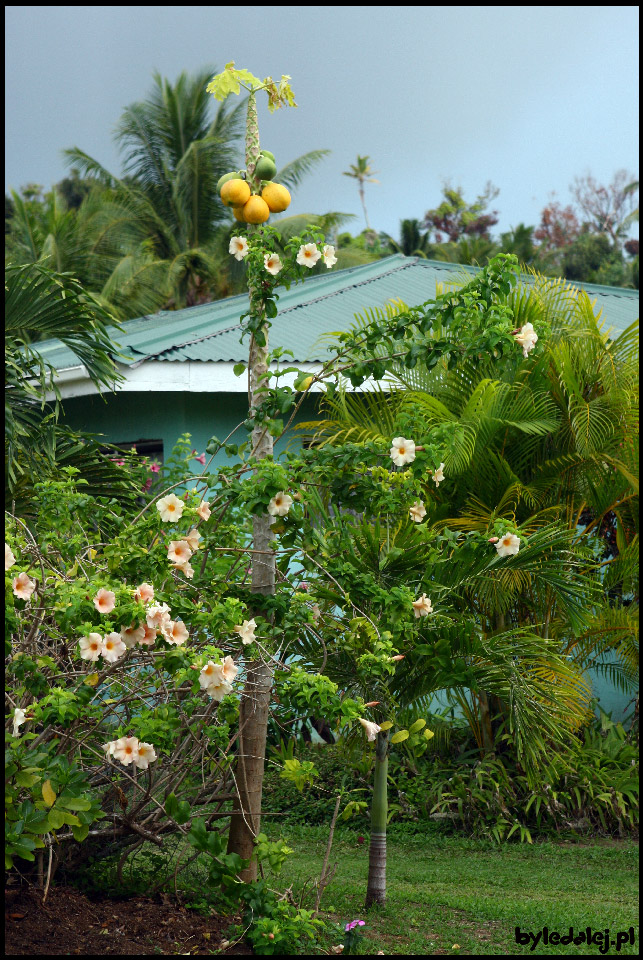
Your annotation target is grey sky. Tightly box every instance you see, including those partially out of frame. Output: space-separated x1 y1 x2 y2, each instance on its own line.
5 5 639 240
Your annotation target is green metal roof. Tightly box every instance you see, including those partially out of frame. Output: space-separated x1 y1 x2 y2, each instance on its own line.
40 255 639 372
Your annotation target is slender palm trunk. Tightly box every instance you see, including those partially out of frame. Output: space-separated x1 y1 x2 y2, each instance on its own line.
365 729 388 907
226 91 275 881
359 182 371 231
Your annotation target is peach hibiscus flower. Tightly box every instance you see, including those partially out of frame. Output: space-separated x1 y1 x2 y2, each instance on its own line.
12 572 36 601
94 588 116 615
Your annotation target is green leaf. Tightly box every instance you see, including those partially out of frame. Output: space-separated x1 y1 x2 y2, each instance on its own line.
390 729 409 744
378 720 394 731
46 808 66 831
409 719 426 734
72 823 90 842
233 363 246 377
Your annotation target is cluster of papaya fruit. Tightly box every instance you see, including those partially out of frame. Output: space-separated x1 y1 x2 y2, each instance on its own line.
217 150 291 224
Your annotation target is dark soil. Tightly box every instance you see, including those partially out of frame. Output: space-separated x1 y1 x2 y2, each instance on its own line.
5 883 254 955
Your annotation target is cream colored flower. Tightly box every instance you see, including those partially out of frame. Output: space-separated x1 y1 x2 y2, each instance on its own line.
135 583 154 604
264 252 283 275
167 540 193 564
93 587 116 615
102 740 118 758
102 632 127 663
5 543 16 571
12 708 30 738
296 243 321 268
513 322 538 359
12 572 36 601
205 677 233 702
120 623 146 648
495 532 521 557
233 618 256 645
267 492 293 517
322 244 338 268
199 661 226 690
79 633 104 662
409 501 426 523
146 603 172 629
185 528 201 552
432 462 445 486
311 603 321 621
358 717 381 742
173 559 195 579
389 437 416 467
412 593 433 618
229 236 249 261
162 619 189 646
134 741 157 770
113 736 139 765
197 500 211 521
221 655 239 684
156 493 184 522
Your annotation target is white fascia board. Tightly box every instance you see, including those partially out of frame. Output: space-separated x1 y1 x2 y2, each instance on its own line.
50 361 385 400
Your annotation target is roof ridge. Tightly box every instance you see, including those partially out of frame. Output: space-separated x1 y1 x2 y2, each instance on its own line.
130 257 421 366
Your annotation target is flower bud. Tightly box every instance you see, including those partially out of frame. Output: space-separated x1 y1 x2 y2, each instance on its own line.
364 701 380 707
488 536 499 543
391 654 405 662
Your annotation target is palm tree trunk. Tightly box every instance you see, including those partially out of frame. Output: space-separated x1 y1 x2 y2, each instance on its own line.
226 94 275 882
365 729 388 907
359 182 371 231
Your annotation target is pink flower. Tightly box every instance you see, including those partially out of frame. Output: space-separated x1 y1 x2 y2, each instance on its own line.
173 560 195 579
94 588 116 615
194 452 207 466
146 603 172 630
79 633 104 662
135 583 155 605
113 736 139 765
139 624 158 646
197 500 211 522
162 620 189 646
120 622 146 648
185 528 201 552
199 661 226 690
12 572 36 601
156 493 184 522
221 655 238 683
149 462 161 473
5 543 16 571
134 741 157 770
167 540 193 564
103 632 127 663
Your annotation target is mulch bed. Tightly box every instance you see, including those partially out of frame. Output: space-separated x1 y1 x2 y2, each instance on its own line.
5 883 254 955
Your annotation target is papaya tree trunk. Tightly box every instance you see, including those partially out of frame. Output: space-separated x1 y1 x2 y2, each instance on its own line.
365 729 388 907
226 93 275 881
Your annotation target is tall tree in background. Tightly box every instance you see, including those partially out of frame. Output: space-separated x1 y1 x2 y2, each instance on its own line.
571 170 639 246
423 182 499 243
343 155 379 231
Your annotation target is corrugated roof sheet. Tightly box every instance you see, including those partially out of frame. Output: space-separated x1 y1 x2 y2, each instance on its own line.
40 255 639 372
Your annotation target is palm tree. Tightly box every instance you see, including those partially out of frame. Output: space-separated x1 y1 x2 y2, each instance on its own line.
298 275 639 701
343 155 380 231
5 262 140 512
63 69 333 315
383 219 434 258
292 500 595 907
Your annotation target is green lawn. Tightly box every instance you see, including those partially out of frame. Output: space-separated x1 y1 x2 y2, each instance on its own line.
274 825 639 956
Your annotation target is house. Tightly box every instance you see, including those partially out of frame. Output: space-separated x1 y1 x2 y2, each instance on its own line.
43 254 639 722
45 254 639 469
